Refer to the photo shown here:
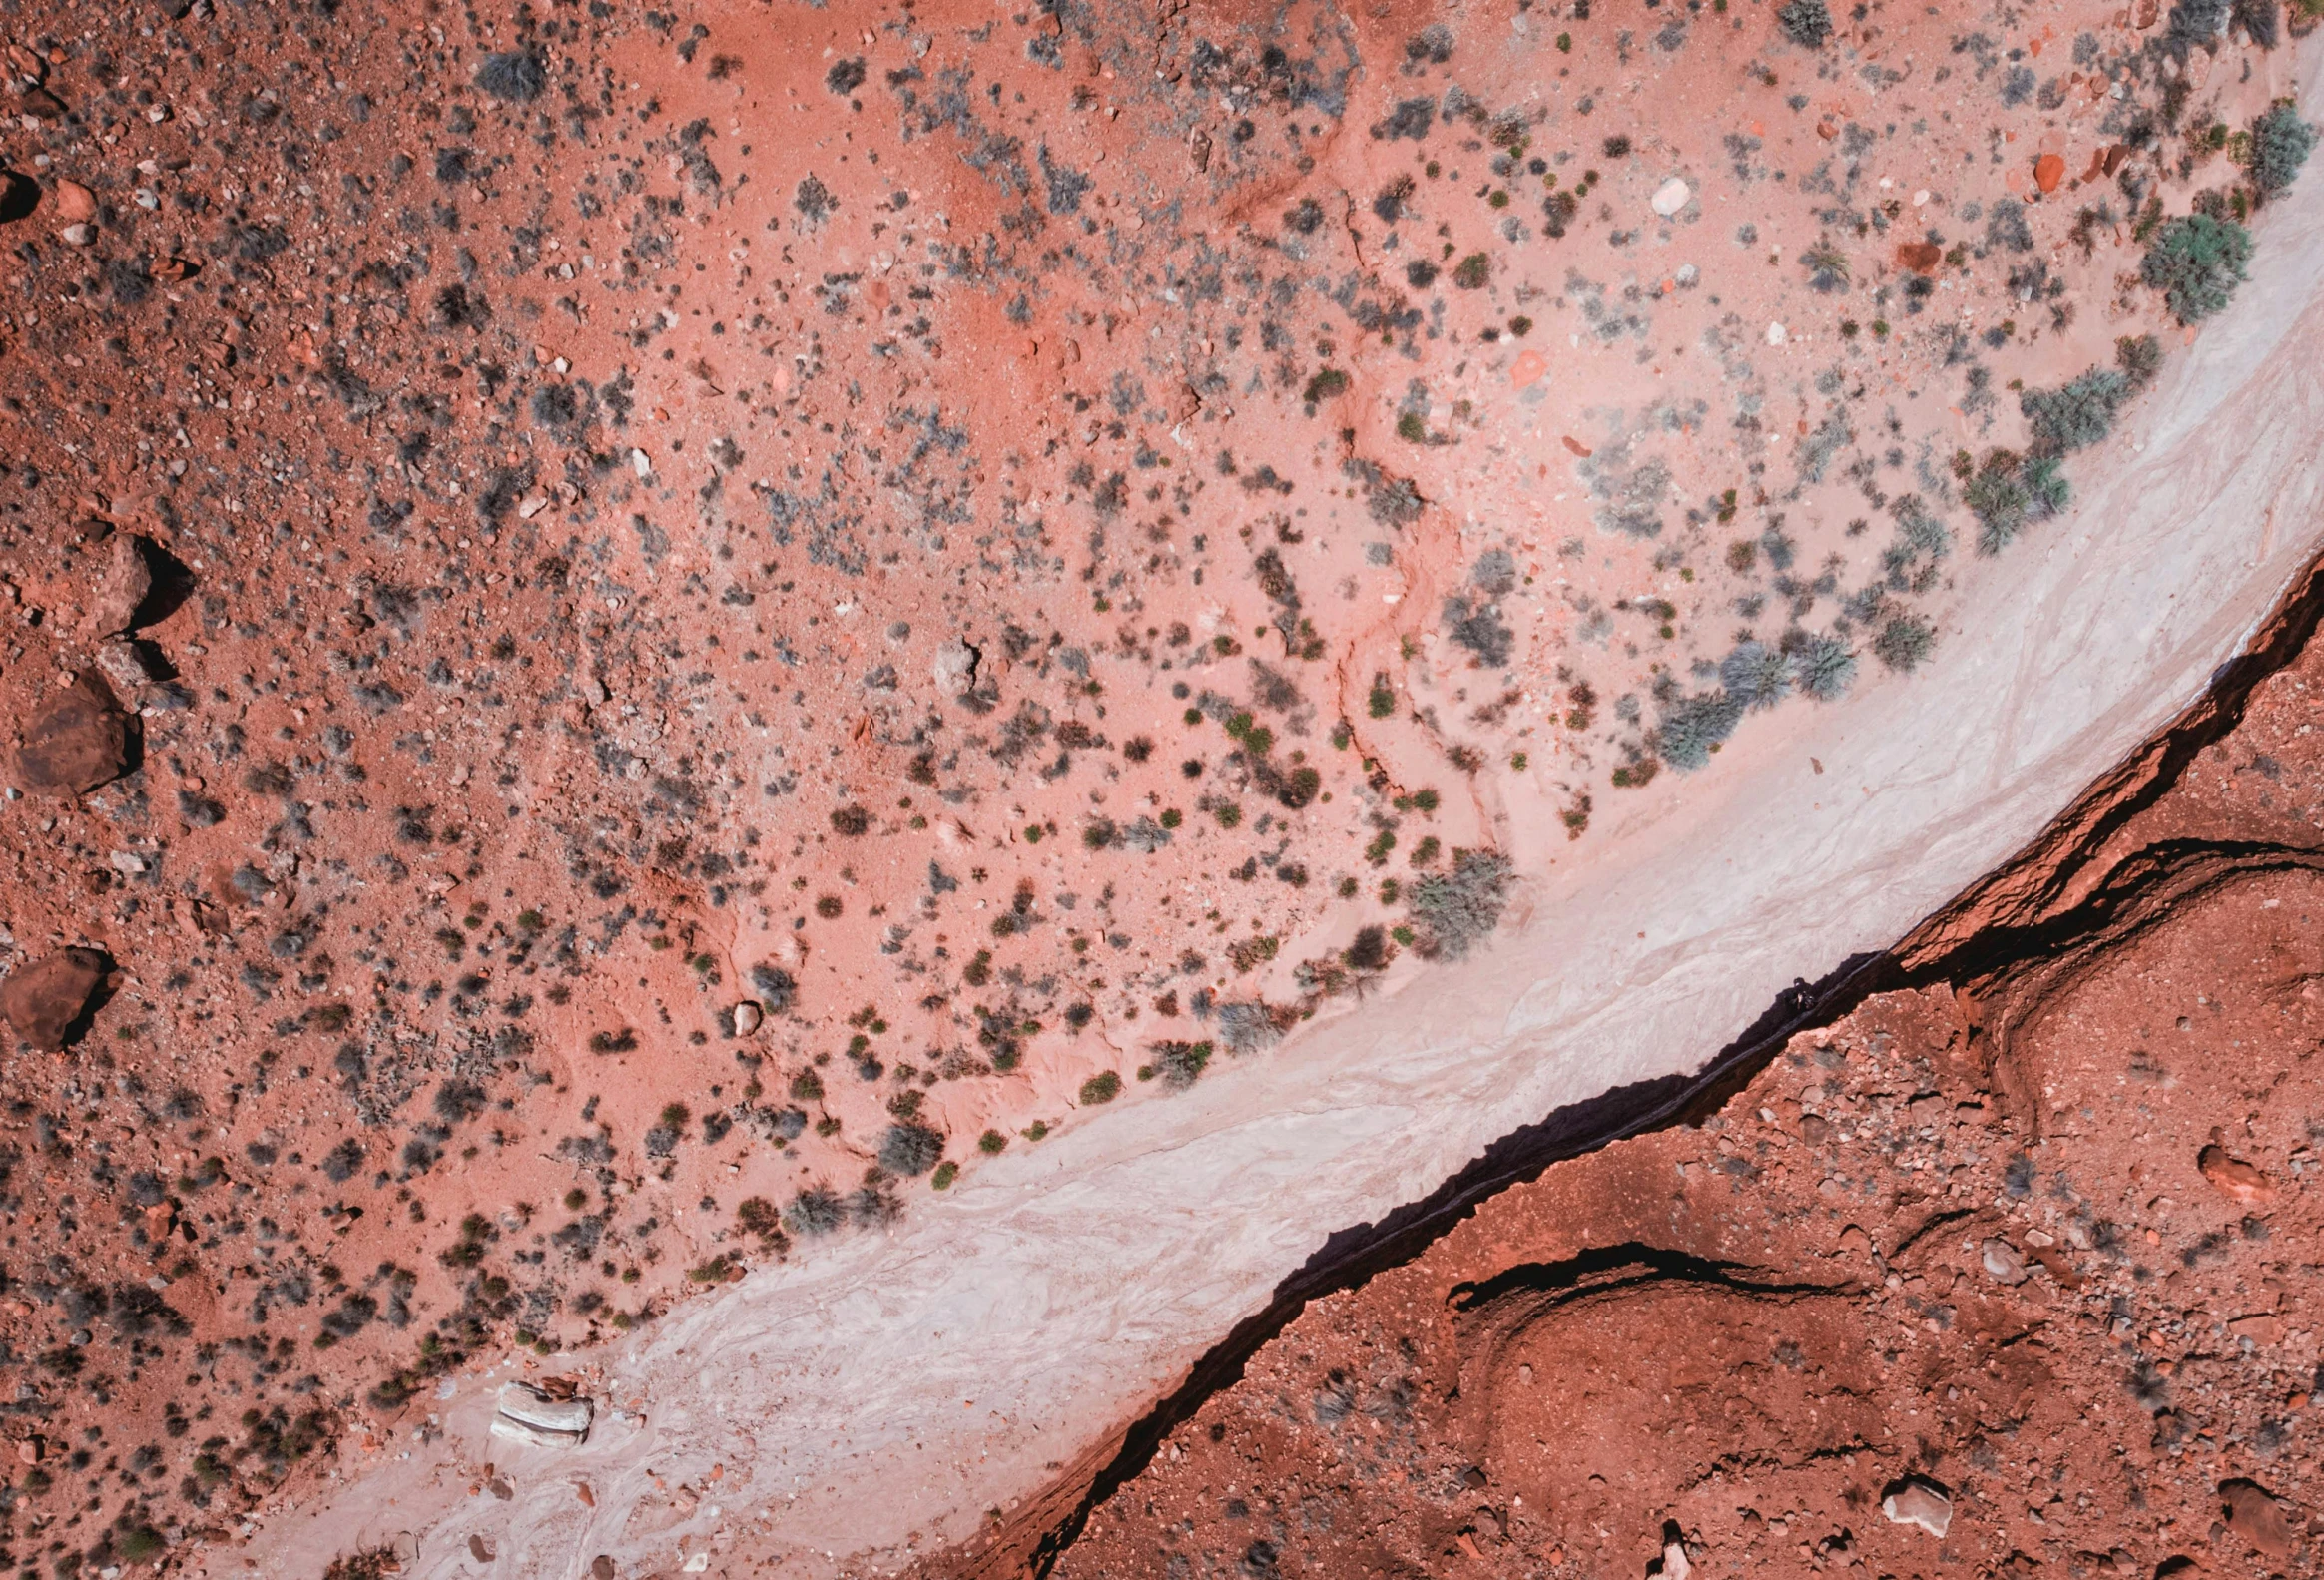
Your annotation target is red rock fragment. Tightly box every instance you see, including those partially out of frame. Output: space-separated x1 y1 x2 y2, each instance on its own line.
15 671 128 795
1896 241 1944 273
87 531 152 635
2219 1479 2294 1560
1560 435 1592 458
2197 1143 2275 1205
0 947 109 1052
2034 153 2065 193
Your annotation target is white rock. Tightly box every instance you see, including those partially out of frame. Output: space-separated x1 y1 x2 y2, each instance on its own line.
932 638 978 694
630 447 653 478
1650 177 1691 217
1883 1479 1953 1537
489 1415 586 1450
1766 322 1788 346
1662 1540 1692 1580
733 1001 763 1035
1981 1237 2029 1285
496 1382 593 1441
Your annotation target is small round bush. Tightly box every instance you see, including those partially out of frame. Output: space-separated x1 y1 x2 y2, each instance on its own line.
1079 1071 1122 1105
1788 634 1858 701
475 50 547 103
2141 214 2252 323
785 1186 845 1238
878 1122 945 1177
1778 0 1833 45
749 963 797 1014
1873 613 1938 673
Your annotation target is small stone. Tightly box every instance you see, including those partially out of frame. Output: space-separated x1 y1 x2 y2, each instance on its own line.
1981 1238 2029 1286
592 1559 616 1580
51 179 93 222
1661 1541 1692 1580
92 639 157 707
1765 322 1787 346
2197 1143 2275 1205
2219 1479 2293 1560
1650 177 1691 217
1896 241 1943 273
932 638 978 695
733 1000 763 1035
2034 153 2065 194
0 947 110 1052
16 671 128 795
60 222 92 246
1882 1478 1953 1537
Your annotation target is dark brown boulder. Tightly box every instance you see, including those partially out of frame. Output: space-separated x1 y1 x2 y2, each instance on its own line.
15 672 127 795
0 948 109 1051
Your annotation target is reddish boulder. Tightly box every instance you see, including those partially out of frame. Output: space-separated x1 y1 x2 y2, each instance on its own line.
15 672 127 795
2220 1479 2295 1560
1896 240 1944 273
2034 153 2065 193
86 531 153 636
0 948 109 1051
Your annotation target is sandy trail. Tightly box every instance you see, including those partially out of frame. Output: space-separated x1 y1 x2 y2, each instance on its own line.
240 44 2324 1580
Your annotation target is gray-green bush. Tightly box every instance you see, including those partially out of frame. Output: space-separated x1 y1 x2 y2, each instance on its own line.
2250 103 2317 196
1406 848 1514 958
1655 690 1743 771
1720 642 1792 712
878 1122 945 1177
2021 368 2130 455
1873 613 1937 673
1787 634 1858 701
1778 0 1833 46
2141 214 2252 323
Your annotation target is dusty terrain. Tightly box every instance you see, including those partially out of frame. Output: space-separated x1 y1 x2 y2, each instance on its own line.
1028 511 2324 1580
0 0 2319 1575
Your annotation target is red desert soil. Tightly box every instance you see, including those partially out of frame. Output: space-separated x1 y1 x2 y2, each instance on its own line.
973 570 2324 1578
0 0 2315 1573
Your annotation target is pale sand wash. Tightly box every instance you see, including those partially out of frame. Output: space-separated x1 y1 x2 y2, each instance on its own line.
243 44 2324 1580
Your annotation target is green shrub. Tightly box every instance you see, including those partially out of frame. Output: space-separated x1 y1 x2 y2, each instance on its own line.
1149 1040 1214 1088
1965 463 2031 555
930 1161 958 1190
2115 332 2164 391
1406 848 1514 958
1079 1071 1122 1105
2249 103 2317 196
1873 613 1937 673
1303 368 1350 403
978 1129 1008 1154
2021 367 2130 455
2140 214 2252 322
1787 634 1858 701
1452 253 1491 288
